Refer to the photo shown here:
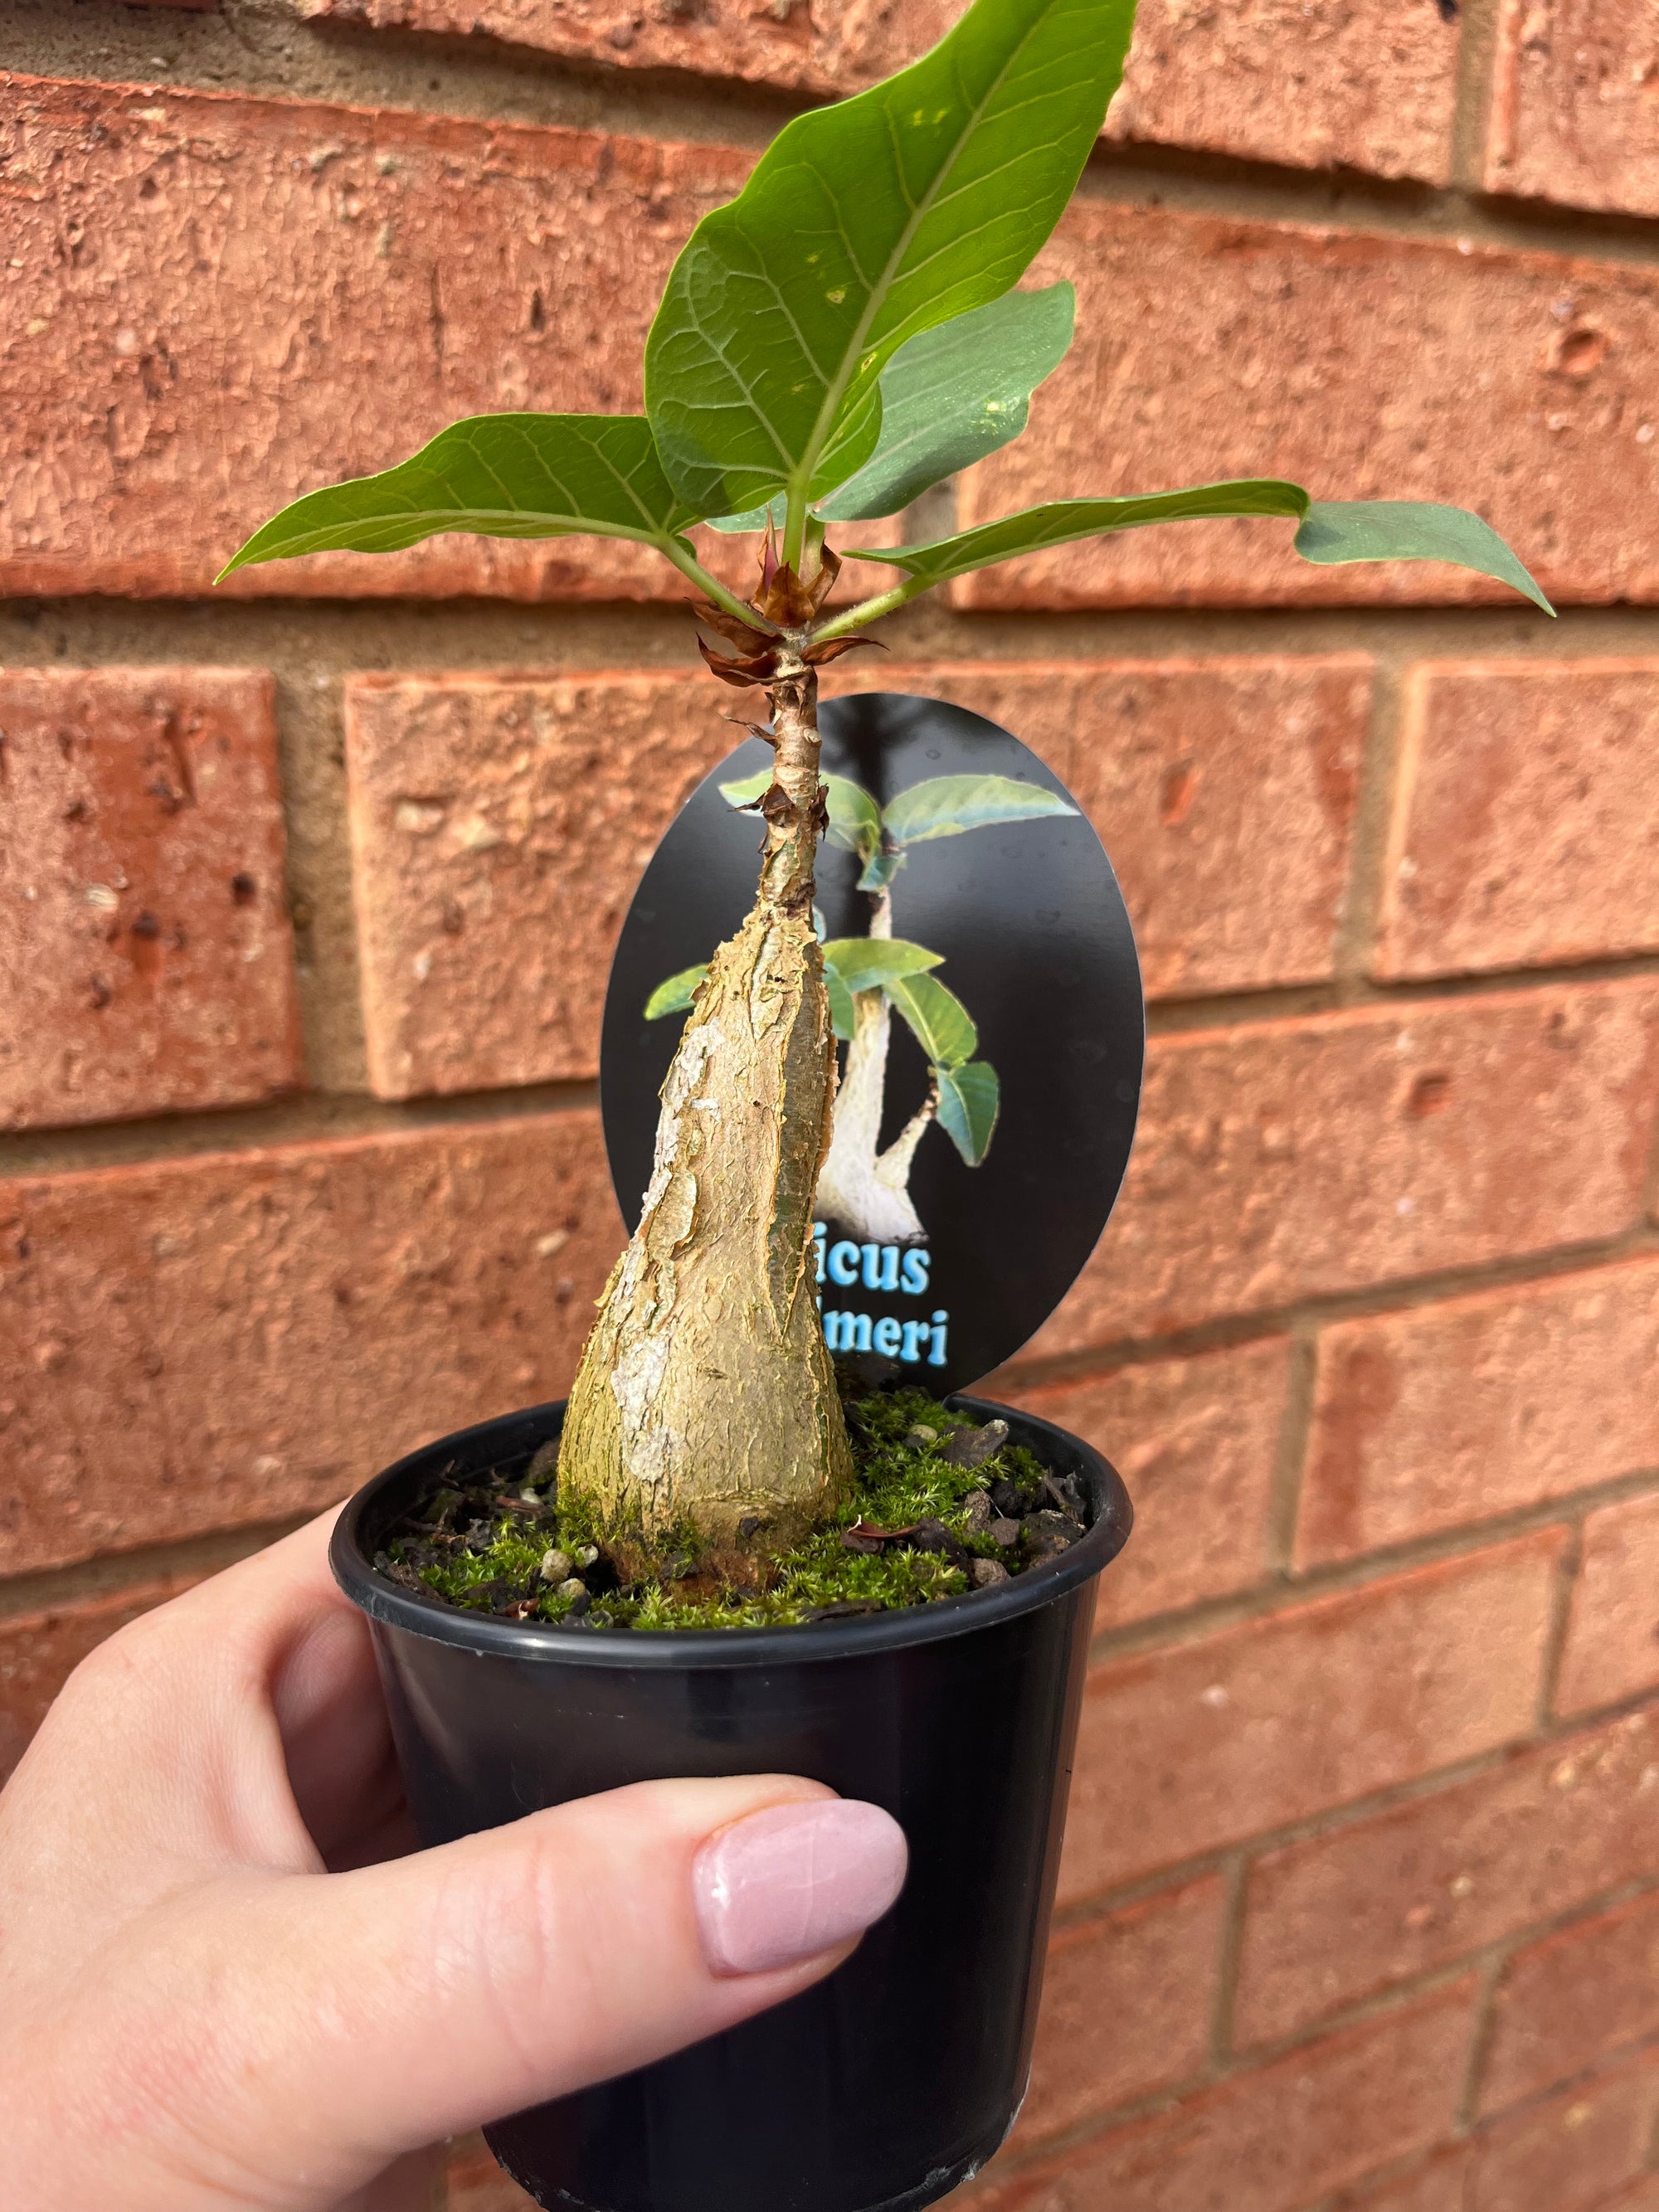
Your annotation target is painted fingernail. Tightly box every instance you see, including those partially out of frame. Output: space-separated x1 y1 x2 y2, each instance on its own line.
693 1799 908 1976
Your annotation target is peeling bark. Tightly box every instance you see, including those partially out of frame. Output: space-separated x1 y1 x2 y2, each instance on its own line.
559 650 853 1552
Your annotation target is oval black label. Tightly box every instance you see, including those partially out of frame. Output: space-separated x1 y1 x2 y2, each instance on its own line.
600 692 1144 1391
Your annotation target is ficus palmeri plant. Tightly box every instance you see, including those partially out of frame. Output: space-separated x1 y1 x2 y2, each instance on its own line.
226 0 1550 1568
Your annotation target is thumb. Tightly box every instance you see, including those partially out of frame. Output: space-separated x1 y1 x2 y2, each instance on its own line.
207 1775 906 2197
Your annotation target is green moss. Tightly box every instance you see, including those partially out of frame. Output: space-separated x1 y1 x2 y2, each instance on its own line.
379 1383 1073 1632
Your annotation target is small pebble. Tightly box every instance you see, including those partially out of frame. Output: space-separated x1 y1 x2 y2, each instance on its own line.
539 1548 573 1583
1021 1510 1083 1563
963 1490 992 1531
555 1575 588 1602
940 1418 1010 1469
902 1424 937 1448
971 1558 1010 1588
989 1516 1022 1548
574 1544 601 1570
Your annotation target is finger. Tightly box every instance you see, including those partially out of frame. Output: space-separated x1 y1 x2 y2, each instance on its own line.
192 1777 907 2193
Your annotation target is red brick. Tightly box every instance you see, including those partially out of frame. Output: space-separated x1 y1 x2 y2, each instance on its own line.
971 1982 1473 2212
1485 0 1659 220
0 1112 620 1575
1233 1706 1659 2046
1014 1340 1292 1631
825 659 1370 1000
0 75 742 603
1297 1262 1659 1569
1331 2151 1471 2212
1377 661 1659 980
345 675 734 1097
448 2137 536 2209
1468 2054 1659 2212
1059 1531 1564 1902
1482 1889 1659 2115
292 0 1459 183
956 202 1659 612
1557 1493 1659 1718
0 1578 197 1784
0 668 301 1130
1014 1877 1224 2144
1035 983 1659 1356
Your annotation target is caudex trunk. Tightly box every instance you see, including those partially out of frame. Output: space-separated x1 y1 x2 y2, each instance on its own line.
559 634 854 1559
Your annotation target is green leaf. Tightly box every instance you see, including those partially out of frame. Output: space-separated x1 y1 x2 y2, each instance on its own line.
822 937 944 995
1293 500 1555 614
849 480 1310 584
219 415 701 576
936 1060 1000 1165
885 971 977 1070
820 285 1076 523
883 773 1077 845
645 964 708 1020
846 480 1551 610
859 847 905 895
708 498 786 537
825 963 858 1042
721 769 883 864
643 0 1137 523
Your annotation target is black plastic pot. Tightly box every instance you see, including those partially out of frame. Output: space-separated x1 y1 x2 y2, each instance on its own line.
332 1395 1132 2212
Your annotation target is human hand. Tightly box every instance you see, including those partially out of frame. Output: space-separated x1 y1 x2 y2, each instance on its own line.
0 1513 907 2212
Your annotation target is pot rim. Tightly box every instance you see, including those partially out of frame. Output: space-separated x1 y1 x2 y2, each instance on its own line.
331 1391 1132 1671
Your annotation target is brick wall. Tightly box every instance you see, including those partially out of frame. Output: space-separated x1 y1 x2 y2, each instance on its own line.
5 5 1659 2209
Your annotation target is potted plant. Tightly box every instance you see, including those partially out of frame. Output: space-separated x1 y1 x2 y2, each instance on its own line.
226 0 1547 2203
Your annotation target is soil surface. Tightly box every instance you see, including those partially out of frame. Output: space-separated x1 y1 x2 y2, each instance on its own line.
374 1370 1090 1631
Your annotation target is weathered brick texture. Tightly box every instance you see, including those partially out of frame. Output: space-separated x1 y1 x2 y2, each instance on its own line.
1015 1339 1291 1628
291 0 1460 183
1038 983 1659 1354
1467 2054 1659 2211
1486 0 1659 219
1481 1889 1659 2115
345 675 736 1096
0 1577 198 1783
969 1983 1473 2212
1059 1530 1564 1900
957 202 1659 611
0 1113 620 1576
1338 2152 1470 2212
829 659 1370 1000
1556 1492 1659 1717
0 75 742 602
1297 1261 1659 1567
0 668 302 1130
1016 1877 1224 2142
1233 1708 1659 2045
1378 661 1659 980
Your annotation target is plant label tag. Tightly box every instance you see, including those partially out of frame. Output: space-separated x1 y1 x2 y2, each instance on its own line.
600 691 1144 1391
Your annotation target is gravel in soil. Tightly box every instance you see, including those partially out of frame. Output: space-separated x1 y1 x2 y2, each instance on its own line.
374 1372 1090 1632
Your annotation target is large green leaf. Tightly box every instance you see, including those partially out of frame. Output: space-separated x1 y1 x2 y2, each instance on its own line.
818 285 1076 524
845 482 1553 610
822 937 943 995
219 414 700 576
885 971 977 1070
883 773 1077 845
936 1060 1000 1165
645 964 709 1020
644 0 1137 523
1293 500 1551 609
